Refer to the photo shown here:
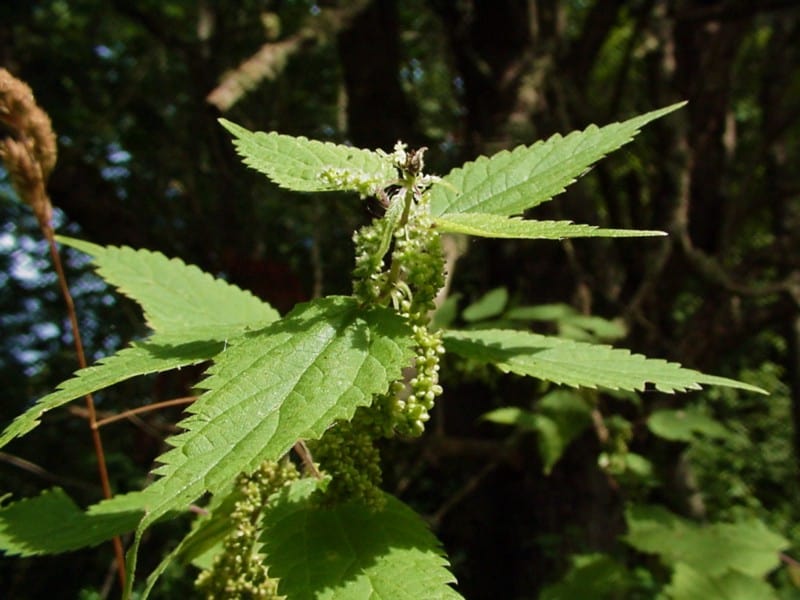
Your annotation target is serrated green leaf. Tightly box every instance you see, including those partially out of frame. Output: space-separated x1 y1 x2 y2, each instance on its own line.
443 329 767 394
625 505 788 578
136 296 414 528
429 103 685 216
462 287 508 322
432 213 666 239
0 488 141 557
647 408 730 442
261 479 462 600
58 236 280 332
219 119 396 194
4 238 279 447
664 563 778 600
0 331 225 448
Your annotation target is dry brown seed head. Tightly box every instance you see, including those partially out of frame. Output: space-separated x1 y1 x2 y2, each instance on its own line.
0 68 57 227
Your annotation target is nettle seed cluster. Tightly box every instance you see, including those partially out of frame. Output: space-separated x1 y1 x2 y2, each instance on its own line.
311 143 446 506
196 459 299 599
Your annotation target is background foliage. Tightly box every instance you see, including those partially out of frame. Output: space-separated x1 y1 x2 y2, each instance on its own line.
1 0 799 598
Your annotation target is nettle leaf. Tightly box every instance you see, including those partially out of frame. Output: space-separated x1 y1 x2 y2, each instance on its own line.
0 332 224 448
219 119 397 194
59 236 280 332
664 563 777 600
432 214 666 239
429 103 685 217
0 488 141 557
137 296 414 526
625 504 788 578
1 238 283 447
262 479 462 600
443 329 767 394
2 232 280 447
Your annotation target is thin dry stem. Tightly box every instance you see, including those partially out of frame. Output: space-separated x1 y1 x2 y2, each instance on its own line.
94 396 197 428
206 1 372 111
44 235 126 588
0 451 98 493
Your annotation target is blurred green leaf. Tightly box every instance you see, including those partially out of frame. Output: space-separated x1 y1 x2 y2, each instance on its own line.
664 562 777 600
462 287 508 322
482 390 592 473
625 505 788 578
505 303 577 321
648 409 730 442
561 315 626 342
540 553 632 600
431 293 462 330
623 453 654 479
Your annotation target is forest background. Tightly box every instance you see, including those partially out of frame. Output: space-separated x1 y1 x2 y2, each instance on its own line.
1 0 799 598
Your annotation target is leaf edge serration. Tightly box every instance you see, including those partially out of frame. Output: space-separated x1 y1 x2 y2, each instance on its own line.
429 102 687 217
219 118 396 194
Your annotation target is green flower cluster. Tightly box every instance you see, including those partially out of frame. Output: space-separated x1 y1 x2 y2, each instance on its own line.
307 414 384 508
311 144 447 506
386 208 446 436
318 166 384 198
195 459 298 599
352 215 392 304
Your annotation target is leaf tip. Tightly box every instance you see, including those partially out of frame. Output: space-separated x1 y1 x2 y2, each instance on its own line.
217 118 245 138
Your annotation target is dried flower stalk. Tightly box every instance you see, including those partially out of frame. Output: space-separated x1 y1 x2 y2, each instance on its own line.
0 68 57 229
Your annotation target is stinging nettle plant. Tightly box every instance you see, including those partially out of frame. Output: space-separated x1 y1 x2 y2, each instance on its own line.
0 101 767 598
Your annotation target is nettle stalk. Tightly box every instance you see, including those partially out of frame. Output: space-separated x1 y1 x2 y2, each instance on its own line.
0 102 770 600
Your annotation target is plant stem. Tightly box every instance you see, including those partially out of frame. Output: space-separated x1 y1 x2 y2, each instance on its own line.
94 396 197 427
44 227 127 589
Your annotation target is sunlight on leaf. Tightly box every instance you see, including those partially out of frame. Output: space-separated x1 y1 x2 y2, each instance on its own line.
262 479 462 599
